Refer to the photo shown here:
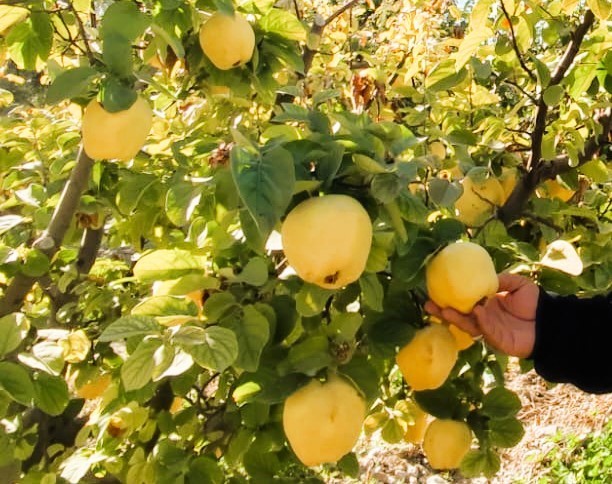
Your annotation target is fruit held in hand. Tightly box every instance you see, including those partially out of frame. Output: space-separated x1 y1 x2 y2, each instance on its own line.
455 176 504 226
396 324 458 391
199 12 255 70
430 316 474 350
283 375 366 466
423 419 472 470
281 195 372 289
82 96 153 161
426 241 499 314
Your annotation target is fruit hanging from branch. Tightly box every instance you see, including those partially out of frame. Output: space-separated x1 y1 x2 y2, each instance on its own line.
281 194 373 289
81 95 153 161
282 375 366 466
199 12 255 70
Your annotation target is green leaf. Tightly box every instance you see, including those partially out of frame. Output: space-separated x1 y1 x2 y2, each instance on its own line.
327 312 363 341
543 85 565 106
414 385 463 419
6 13 52 71
103 33 133 78
131 296 199 317
133 250 206 283
481 387 522 419
0 313 29 357
0 362 34 406
359 274 384 312
381 418 405 444
151 274 219 296
371 173 403 203
353 154 388 174
21 249 50 277
100 1 151 41
488 417 525 448
99 76 137 111
226 306 270 372
259 9 307 42
236 257 269 286
285 335 332 376
460 448 501 478
99 316 160 342
339 356 379 403
295 284 335 317
121 339 161 391
187 326 238 372
165 182 203 227
432 218 465 243
187 456 224 484
202 292 238 321
33 373 69 416
587 0 611 20
428 178 462 207
231 146 295 239
579 159 609 183
337 453 360 478
425 59 467 91
47 67 98 104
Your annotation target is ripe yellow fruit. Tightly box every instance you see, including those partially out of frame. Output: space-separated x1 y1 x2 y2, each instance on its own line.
423 419 472 470
396 324 458 391
76 373 112 400
82 96 153 161
283 375 366 466
429 141 447 160
455 176 505 226
430 316 474 350
404 403 430 444
499 167 518 202
281 195 372 289
536 179 574 202
199 12 255 70
426 241 499 314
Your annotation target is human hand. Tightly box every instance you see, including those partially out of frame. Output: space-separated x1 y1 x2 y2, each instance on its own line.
424 273 539 358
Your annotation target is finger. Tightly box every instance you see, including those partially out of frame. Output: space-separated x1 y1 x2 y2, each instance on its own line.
497 273 532 293
424 300 443 317
439 307 481 337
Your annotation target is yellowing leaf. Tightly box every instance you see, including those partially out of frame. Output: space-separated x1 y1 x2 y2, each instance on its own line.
60 330 90 363
541 240 583 276
453 27 493 69
587 0 611 20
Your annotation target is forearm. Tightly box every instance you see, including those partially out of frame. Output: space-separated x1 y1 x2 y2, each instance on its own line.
529 289 612 394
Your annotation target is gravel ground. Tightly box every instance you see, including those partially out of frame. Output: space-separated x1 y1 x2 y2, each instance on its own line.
330 360 612 483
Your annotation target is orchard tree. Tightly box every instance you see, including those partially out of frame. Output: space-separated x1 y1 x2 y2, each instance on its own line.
0 0 610 482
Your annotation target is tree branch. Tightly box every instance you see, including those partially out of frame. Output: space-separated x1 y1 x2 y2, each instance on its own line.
275 0 362 105
499 109 610 224
529 10 595 171
0 148 94 317
499 0 536 82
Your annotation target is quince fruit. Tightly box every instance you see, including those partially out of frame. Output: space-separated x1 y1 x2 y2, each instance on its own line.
423 419 472 470
455 176 504 226
281 195 372 289
426 241 499 314
396 324 458 391
283 375 366 466
499 167 518 202
536 179 574 202
76 373 111 400
404 402 430 444
82 96 152 161
199 12 255 70
430 316 474 350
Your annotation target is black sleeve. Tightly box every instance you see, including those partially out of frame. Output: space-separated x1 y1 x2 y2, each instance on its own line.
529 289 612 394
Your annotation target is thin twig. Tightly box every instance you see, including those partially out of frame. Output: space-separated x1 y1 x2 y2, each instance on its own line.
68 1 95 65
499 0 536 81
